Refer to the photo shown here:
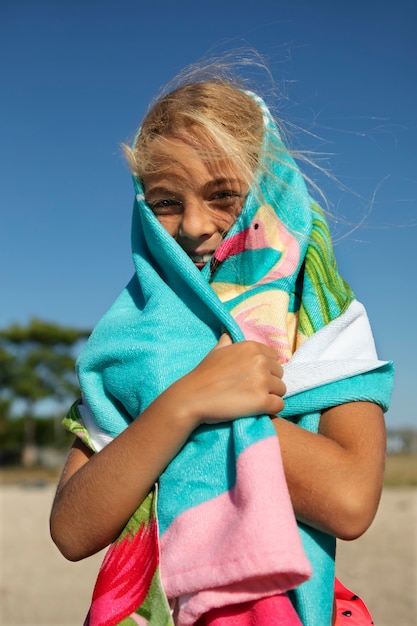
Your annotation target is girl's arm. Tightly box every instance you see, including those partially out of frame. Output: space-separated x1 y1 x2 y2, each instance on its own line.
272 401 386 540
50 335 285 561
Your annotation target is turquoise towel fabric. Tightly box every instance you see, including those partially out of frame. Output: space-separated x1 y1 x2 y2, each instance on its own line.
75 92 394 626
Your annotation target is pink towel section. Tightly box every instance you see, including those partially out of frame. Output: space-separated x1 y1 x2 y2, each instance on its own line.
160 437 311 626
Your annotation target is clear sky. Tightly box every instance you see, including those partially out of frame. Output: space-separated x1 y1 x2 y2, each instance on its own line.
1 0 416 429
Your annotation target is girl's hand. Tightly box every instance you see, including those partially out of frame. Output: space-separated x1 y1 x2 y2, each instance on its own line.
170 333 286 427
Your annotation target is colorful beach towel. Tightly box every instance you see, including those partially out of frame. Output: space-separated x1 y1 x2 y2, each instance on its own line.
68 92 394 626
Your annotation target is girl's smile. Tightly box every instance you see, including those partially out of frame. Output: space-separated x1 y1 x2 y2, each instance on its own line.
142 138 249 269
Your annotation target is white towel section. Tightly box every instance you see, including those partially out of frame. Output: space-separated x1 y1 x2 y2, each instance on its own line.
283 299 387 397
78 401 113 452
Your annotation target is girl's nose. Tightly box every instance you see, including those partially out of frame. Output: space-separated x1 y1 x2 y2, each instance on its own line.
179 201 215 239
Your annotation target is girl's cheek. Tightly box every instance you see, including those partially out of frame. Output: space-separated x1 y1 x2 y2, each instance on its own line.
157 216 179 237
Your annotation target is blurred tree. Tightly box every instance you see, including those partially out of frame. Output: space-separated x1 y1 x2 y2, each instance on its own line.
0 348 13 441
0 319 90 466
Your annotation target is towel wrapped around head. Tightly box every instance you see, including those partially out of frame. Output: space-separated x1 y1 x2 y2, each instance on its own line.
66 92 394 626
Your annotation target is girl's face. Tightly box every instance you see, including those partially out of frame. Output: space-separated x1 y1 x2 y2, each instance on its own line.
142 137 249 269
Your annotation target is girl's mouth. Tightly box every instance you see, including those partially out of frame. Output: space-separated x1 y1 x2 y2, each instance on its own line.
188 253 213 269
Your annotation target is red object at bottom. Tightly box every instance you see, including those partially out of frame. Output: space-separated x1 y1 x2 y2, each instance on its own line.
195 593 302 626
195 579 374 626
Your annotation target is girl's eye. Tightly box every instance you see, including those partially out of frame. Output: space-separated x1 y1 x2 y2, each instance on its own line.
213 191 239 199
210 191 245 210
147 198 183 215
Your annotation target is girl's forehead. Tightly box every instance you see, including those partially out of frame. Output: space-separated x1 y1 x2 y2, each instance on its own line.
145 134 220 162
142 137 245 185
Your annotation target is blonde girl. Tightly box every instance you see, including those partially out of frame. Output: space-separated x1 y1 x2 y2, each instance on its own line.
51 72 393 626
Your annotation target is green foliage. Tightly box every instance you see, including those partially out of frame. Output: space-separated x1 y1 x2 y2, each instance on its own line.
0 319 91 458
0 415 73 448
0 412 22 447
0 319 90 406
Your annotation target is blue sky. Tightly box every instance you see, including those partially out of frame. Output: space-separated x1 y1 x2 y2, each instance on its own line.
1 0 416 429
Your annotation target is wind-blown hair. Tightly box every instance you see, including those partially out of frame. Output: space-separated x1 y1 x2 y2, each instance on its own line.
122 51 335 224
123 80 265 190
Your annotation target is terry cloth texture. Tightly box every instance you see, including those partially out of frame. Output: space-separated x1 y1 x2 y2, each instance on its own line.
68 92 394 626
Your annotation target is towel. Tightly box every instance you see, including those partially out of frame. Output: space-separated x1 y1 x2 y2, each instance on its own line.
68 92 394 626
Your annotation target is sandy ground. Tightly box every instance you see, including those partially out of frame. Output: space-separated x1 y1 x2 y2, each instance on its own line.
0 483 415 626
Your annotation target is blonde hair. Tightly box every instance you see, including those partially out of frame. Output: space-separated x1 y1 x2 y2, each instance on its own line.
123 80 265 190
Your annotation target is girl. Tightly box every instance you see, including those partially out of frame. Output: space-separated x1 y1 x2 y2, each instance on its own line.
50 71 393 626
